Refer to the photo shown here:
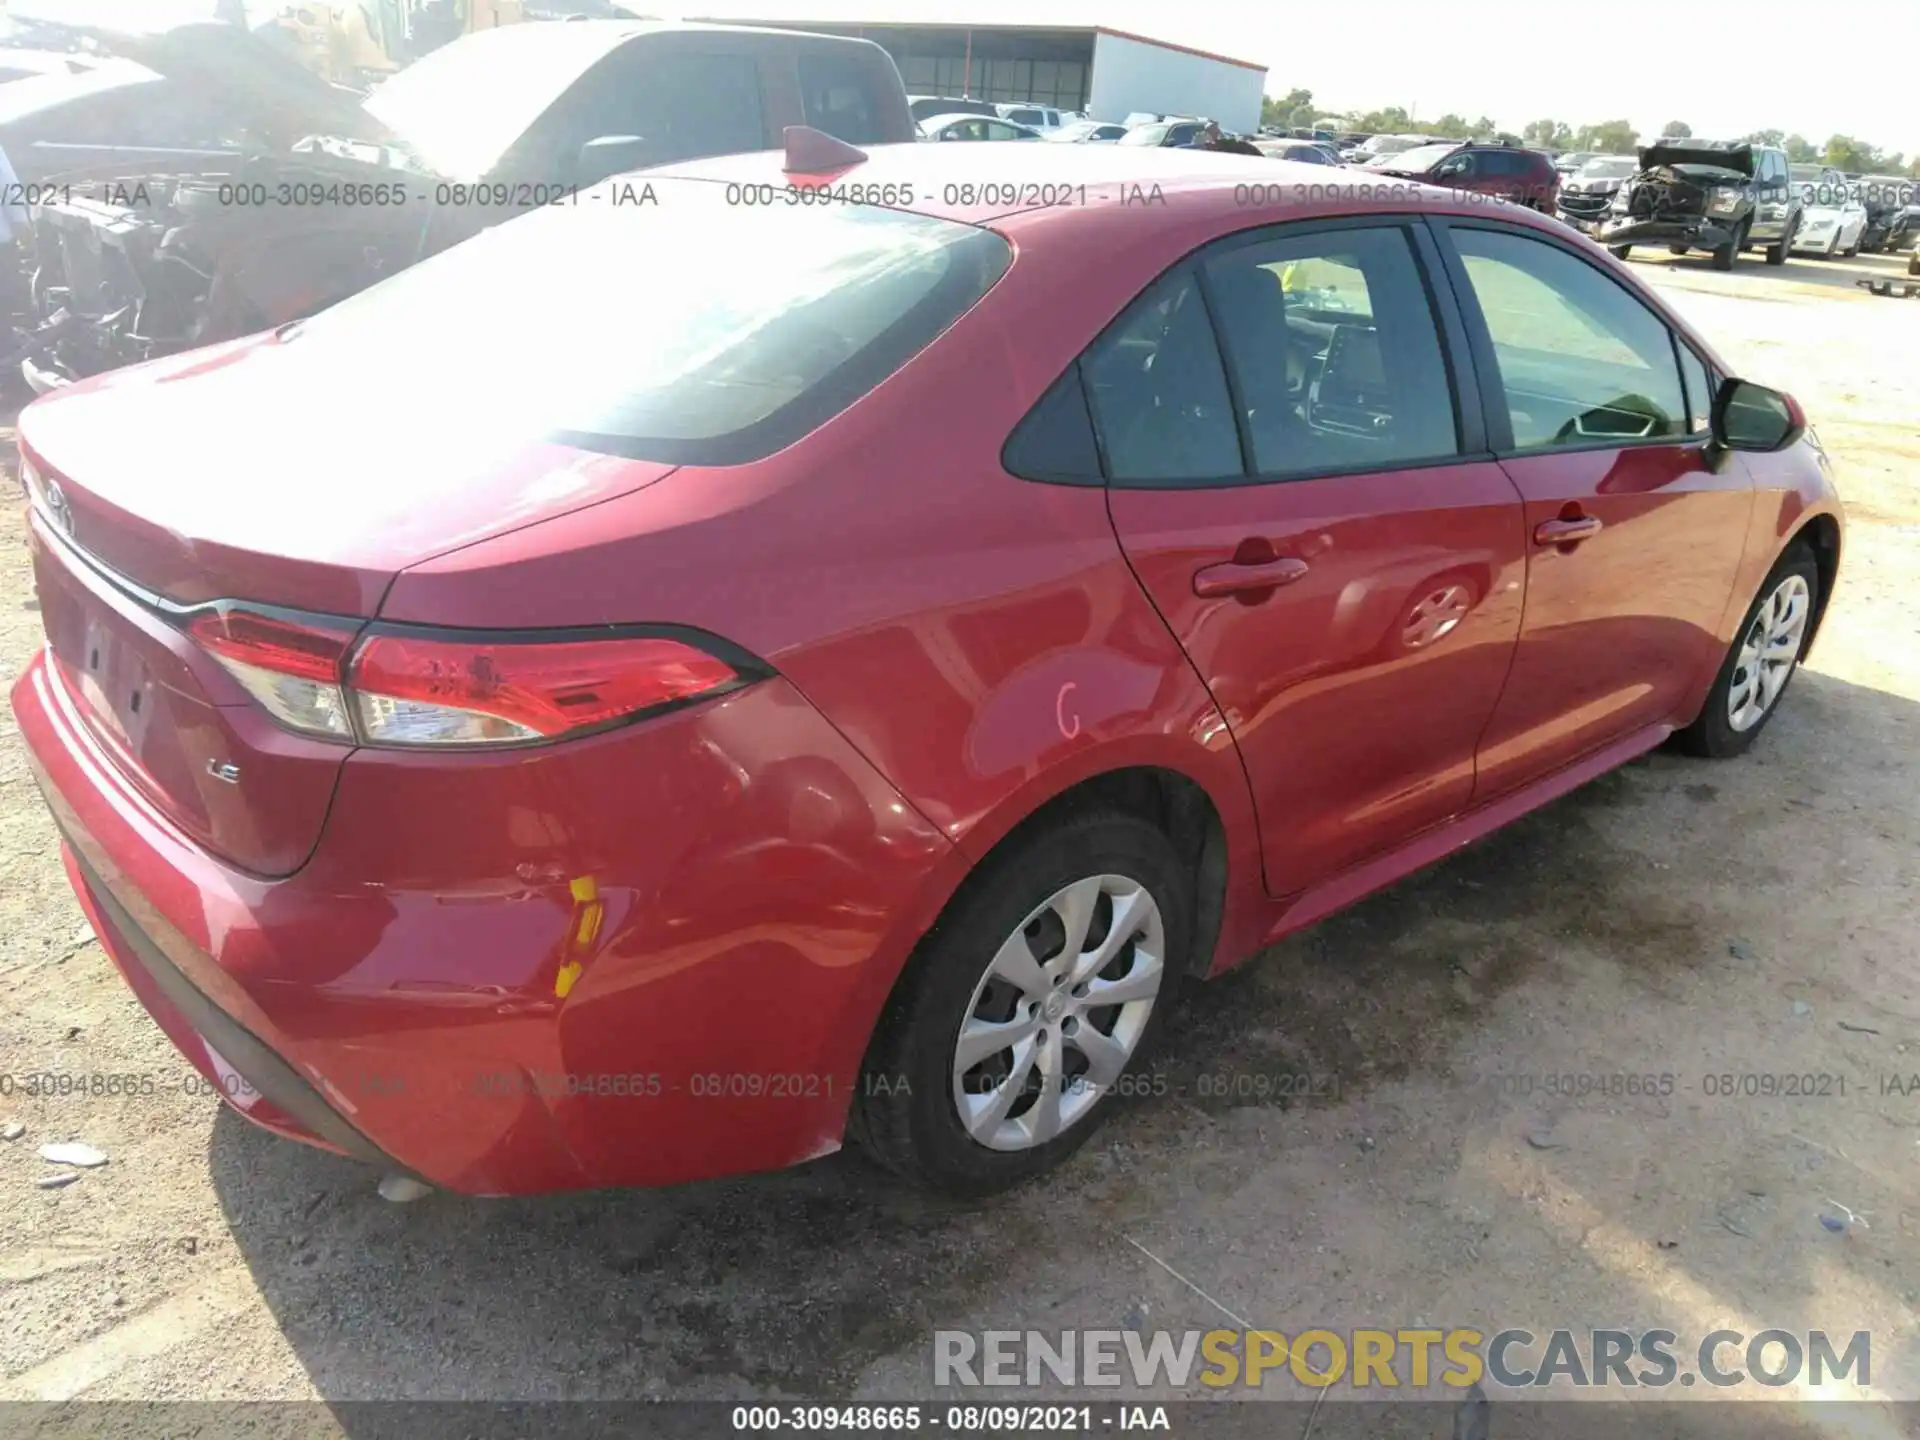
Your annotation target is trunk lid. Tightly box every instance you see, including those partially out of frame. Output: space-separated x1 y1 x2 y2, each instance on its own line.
20 337 677 876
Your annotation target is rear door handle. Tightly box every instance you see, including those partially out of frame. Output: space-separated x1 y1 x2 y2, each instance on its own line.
1533 515 1603 547
1192 556 1310 598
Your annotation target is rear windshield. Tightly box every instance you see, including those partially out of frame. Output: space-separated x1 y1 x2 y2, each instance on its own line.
273 180 1011 466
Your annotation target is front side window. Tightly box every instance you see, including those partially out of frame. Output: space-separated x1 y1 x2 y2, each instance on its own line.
1080 270 1241 483
1452 227 1688 451
1675 342 1715 434
1203 227 1459 478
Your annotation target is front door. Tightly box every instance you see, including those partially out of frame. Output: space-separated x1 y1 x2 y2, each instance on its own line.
1094 221 1528 898
1438 221 1754 798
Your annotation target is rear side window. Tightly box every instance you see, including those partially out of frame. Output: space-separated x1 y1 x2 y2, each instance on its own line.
1081 270 1241 483
798 51 885 145
1204 227 1459 478
273 183 1011 466
1452 227 1687 451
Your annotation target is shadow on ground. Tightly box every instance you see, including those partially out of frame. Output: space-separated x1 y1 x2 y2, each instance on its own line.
208 668 1919 1413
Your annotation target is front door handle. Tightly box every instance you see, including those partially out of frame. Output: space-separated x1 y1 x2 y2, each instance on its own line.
1192 556 1310 598
1533 515 1603 547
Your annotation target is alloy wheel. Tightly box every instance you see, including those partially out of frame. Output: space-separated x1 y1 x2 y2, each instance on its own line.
1727 573 1811 731
951 874 1165 1151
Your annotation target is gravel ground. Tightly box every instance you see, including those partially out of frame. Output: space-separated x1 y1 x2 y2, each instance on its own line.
0 246 1916 1429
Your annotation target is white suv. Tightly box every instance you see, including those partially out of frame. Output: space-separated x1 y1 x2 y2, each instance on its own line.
996 103 1065 131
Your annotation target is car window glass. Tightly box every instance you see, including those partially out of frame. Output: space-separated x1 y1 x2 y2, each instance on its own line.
1454 227 1687 450
1675 342 1714 434
532 48 766 173
797 51 883 145
1204 227 1459 478
1081 269 1242 484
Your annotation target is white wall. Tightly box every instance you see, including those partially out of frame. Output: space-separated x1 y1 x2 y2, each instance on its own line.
1086 31 1265 135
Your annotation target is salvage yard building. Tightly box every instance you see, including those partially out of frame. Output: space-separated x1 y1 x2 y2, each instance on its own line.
689 17 1269 134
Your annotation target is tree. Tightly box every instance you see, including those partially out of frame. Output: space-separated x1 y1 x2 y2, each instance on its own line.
1784 134 1819 162
1575 119 1638 154
1661 120 1692 139
1523 118 1573 149
1742 128 1785 147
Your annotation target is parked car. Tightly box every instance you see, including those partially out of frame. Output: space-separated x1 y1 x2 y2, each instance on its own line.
0 47 102 84
1118 118 1205 148
10 139 1842 1198
1255 139 1340 165
1597 140 1800 270
1555 153 1636 232
1855 175 1916 252
1045 119 1128 144
996 103 1064 131
908 95 998 122
1790 177 1868 258
12 18 914 387
0 58 220 185
1552 150 1594 175
1344 133 1432 164
920 113 1040 142
1372 140 1559 212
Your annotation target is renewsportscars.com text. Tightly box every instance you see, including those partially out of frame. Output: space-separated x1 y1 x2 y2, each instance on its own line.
934 1327 1870 1390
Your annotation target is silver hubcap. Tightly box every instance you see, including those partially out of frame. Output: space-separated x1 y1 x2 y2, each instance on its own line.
952 875 1166 1152
1402 582 1472 649
1728 574 1811 732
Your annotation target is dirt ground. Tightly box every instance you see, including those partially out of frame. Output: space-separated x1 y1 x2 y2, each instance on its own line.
0 245 1917 1426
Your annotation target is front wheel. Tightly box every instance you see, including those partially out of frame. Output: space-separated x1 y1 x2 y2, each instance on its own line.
851 809 1190 1195
1714 221 1747 270
1764 225 1791 265
1671 545 1819 758
1609 244 1633 260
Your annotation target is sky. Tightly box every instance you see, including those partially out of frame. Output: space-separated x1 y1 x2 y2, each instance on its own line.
9 0 1917 159
684 0 1920 161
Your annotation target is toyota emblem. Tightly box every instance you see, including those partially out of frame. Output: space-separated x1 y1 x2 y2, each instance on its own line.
44 479 73 538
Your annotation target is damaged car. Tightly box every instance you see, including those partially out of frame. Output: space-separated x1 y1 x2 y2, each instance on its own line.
1596 140 1800 270
12 18 912 390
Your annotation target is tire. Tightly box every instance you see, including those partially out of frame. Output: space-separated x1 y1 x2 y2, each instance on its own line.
1671 544 1819 759
1668 244 1691 255
1715 220 1747 270
1608 244 1633 261
1764 225 1791 265
851 808 1191 1195
1843 235 1860 258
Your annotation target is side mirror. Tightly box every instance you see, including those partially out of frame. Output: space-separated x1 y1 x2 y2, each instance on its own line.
577 134 652 183
1711 378 1805 453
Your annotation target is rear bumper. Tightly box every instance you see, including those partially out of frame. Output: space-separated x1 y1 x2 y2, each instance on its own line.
12 647 958 1195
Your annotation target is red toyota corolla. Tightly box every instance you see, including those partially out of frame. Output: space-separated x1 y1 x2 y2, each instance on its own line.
12 138 1841 1198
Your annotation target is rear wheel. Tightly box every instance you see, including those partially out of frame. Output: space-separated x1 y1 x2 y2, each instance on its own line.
1765 221 1792 265
851 809 1190 1195
1668 243 1691 255
1672 545 1818 759
1609 244 1633 261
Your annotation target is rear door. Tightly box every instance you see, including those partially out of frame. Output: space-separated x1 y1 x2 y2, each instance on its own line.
1433 218 1753 798
1096 219 1528 898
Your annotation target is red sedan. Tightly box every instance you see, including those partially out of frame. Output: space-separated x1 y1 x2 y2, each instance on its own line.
11 138 1842 1197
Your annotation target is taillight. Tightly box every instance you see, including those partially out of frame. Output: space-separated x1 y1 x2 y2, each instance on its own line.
188 607 358 739
183 607 750 749
347 631 741 747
